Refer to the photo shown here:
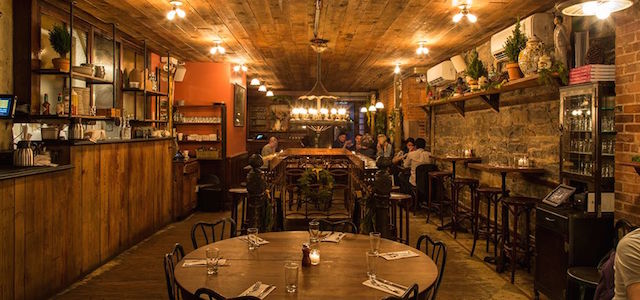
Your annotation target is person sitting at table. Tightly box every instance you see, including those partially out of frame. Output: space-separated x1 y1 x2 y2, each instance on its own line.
393 138 415 165
614 227 640 300
261 136 278 157
352 133 363 151
376 134 393 158
358 134 376 158
398 138 431 193
332 132 353 149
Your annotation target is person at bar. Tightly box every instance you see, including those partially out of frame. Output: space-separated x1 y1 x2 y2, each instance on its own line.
261 136 278 157
376 134 393 158
358 134 376 158
332 132 353 149
353 133 363 151
614 228 640 300
398 138 431 193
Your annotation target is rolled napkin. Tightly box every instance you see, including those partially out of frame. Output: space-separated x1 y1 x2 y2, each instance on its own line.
379 250 420 260
321 232 346 243
239 281 276 299
181 258 227 267
362 278 408 296
239 235 270 245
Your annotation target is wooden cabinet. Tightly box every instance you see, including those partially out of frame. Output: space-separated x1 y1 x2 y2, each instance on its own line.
172 159 200 220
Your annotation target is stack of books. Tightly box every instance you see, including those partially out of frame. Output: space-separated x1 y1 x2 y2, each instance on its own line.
569 64 615 85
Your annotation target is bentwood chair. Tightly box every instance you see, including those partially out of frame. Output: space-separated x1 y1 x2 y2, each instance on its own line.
194 287 260 300
382 283 419 300
164 243 185 300
191 218 237 249
312 218 358 234
416 234 447 300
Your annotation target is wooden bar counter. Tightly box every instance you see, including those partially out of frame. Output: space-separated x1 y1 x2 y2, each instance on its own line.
0 138 173 299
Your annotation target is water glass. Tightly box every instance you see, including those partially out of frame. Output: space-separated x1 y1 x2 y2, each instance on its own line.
284 262 299 293
206 248 220 275
247 228 259 251
369 232 381 254
309 220 320 243
366 250 377 281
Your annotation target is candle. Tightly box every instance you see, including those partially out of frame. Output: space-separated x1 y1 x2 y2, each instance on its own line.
309 249 320 265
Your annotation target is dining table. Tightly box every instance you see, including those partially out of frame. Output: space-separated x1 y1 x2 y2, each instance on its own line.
175 231 438 299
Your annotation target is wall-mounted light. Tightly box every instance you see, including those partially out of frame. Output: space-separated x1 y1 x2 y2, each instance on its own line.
375 102 384 109
394 63 401 74
167 1 186 20
210 41 225 55
368 105 377 112
258 84 267 92
416 42 429 55
452 0 477 23
233 64 248 72
556 0 634 20
360 107 368 113
250 78 260 86
266 90 274 97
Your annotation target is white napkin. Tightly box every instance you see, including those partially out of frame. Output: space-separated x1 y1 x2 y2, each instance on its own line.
362 278 407 296
181 258 227 267
239 235 270 245
239 282 276 299
321 232 346 243
379 250 420 260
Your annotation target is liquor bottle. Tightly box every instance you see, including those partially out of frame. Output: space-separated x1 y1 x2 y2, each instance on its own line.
42 93 50 115
56 93 65 115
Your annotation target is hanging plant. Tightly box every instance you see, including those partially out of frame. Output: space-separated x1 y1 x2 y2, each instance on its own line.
297 168 334 210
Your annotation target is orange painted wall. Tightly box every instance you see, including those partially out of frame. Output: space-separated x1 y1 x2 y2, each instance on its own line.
174 62 247 156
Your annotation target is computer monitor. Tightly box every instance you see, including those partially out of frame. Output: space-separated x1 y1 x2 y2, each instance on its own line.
0 95 16 118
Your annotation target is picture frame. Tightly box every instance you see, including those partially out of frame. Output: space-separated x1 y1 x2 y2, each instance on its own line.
233 83 246 127
542 184 576 207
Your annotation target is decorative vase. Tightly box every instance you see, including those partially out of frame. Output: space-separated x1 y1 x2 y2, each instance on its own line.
518 36 545 77
52 57 70 72
506 62 522 81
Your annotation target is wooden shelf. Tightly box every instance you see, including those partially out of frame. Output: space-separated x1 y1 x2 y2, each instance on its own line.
36 69 113 85
174 104 224 109
122 88 168 97
174 122 222 125
619 161 640 175
129 119 168 124
13 115 114 123
178 140 222 143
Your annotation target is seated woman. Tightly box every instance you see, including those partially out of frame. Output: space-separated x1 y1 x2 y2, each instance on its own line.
392 138 415 165
398 138 431 194
376 134 393 158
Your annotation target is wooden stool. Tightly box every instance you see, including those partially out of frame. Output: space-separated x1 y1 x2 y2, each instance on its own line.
229 187 248 234
390 192 412 245
501 196 537 283
471 186 508 257
427 171 452 227
451 177 479 239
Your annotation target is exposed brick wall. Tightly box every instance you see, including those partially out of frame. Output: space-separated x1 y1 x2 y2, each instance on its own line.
614 6 640 225
401 77 428 121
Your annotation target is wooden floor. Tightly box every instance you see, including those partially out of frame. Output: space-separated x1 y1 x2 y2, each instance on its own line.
54 210 539 300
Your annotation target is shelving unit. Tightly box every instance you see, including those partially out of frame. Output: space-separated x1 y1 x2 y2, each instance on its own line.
173 103 227 160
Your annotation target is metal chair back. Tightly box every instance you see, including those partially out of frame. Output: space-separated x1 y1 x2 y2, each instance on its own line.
164 243 185 300
416 234 447 300
191 218 237 249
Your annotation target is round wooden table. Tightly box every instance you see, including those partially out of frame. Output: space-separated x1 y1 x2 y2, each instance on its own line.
175 231 438 299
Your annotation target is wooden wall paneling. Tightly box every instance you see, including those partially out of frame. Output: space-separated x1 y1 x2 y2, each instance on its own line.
114 143 130 253
68 148 84 284
24 173 45 299
0 179 15 300
99 143 114 260
80 145 102 273
159 140 173 227
13 177 26 300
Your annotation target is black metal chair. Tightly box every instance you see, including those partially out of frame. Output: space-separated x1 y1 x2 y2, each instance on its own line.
312 218 358 234
415 164 438 212
191 218 237 249
382 283 419 300
164 243 185 300
194 287 260 300
416 234 447 300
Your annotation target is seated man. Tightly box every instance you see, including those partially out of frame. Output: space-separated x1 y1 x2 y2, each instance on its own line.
614 228 640 300
399 138 431 193
332 132 353 149
261 136 278 157
352 133 363 151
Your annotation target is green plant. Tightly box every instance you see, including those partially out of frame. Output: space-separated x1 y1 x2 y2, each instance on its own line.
538 61 569 86
360 192 375 234
48 24 71 58
375 112 387 136
632 156 640 163
466 50 487 80
297 168 334 210
503 17 528 63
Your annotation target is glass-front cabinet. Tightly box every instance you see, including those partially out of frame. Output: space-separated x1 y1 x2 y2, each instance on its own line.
559 83 615 211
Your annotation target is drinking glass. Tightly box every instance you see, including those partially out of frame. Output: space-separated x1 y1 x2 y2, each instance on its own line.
369 232 381 254
309 220 320 243
247 228 259 251
284 262 299 293
206 248 219 275
366 250 377 281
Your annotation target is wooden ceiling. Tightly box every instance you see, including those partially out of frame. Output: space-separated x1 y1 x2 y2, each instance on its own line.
70 0 558 91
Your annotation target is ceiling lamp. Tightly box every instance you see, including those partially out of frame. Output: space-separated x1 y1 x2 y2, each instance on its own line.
266 90 274 97
360 107 368 113
233 64 248 72
375 101 384 109
416 42 429 55
394 63 401 74
166 1 186 20
209 41 225 55
258 84 267 92
368 105 377 112
556 0 634 19
299 38 337 102
452 0 477 23
250 78 260 86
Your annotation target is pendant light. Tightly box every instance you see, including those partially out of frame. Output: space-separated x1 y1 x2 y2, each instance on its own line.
394 63 401 74
167 1 186 20
233 64 248 72
375 101 384 109
266 90 274 97
258 84 267 92
368 105 377 112
250 78 260 86
452 0 477 23
360 107 368 113
416 42 429 55
210 41 225 55
556 0 634 19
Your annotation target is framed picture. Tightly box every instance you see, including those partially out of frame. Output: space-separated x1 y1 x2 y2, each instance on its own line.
542 184 576 207
233 83 246 127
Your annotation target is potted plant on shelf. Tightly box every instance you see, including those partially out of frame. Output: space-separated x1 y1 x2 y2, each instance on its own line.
503 17 527 81
48 24 71 72
465 49 487 91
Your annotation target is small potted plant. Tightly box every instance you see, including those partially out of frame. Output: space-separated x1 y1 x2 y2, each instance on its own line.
48 24 71 72
465 49 487 91
503 17 527 81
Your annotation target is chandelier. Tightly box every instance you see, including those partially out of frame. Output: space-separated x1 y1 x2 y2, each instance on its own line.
452 0 477 23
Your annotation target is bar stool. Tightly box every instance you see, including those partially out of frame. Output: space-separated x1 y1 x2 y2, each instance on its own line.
229 187 248 233
285 168 305 210
451 177 479 239
501 196 537 283
329 168 350 210
471 186 508 257
427 171 452 227
390 192 412 245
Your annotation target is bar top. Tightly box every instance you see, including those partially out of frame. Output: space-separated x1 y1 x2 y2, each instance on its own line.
0 164 74 181
264 148 376 170
41 137 174 146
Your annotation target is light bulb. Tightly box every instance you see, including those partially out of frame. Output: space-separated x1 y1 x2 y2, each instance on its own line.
209 47 217 55
233 65 240 72
250 78 260 86
166 10 176 20
300 108 308 115
258 85 267 92
330 108 338 115
217 46 226 54
394 64 401 74
241 65 248 72
320 108 329 115
338 108 347 115
467 13 477 23
309 108 318 115
368 105 376 112
176 7 186 18
360 107 368 113
375 101 384 109
266 90 274 97
453 13 464 23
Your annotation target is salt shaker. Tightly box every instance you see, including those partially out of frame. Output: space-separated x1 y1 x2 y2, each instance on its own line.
302 244 311 267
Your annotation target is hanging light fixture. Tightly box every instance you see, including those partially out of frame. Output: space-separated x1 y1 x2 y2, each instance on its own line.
556 0 634 19
209 41 225 55
266 90 274 97
167 1 186 20
360 107 368 113
368 105 377 112
394 63 401 74
416 42 429 55
452 0 477 23
233 64 248 72
375 101 384 109
258 84 267 92
250 78 260 86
